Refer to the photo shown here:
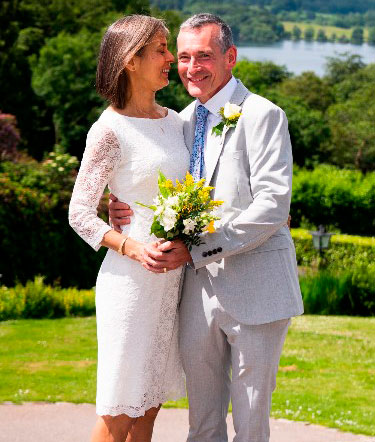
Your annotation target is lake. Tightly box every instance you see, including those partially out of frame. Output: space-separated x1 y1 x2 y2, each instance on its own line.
237 40 375 76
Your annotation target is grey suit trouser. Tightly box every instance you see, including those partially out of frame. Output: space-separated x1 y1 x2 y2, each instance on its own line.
179 267 290 442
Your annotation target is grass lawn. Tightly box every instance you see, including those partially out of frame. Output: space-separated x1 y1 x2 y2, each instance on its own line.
282 21 370 41
0 315 374 435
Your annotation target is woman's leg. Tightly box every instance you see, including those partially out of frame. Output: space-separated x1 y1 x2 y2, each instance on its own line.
125 405 162 442
91 414 136 442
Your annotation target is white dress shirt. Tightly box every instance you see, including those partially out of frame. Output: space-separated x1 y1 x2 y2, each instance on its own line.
196 76 238 178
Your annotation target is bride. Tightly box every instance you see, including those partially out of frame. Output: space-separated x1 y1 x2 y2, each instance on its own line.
69 15 190 442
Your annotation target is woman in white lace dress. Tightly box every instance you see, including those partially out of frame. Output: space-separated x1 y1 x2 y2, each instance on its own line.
69 15 190 442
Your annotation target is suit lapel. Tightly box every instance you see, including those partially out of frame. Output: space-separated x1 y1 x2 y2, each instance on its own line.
205 80 250 185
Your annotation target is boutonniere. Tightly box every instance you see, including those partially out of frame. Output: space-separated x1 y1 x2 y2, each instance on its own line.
212 102 242 136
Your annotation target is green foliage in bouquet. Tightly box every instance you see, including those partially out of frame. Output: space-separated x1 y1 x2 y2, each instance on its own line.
137 171 223 250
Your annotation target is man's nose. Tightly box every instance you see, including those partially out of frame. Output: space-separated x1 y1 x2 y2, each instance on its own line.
188 57 201 73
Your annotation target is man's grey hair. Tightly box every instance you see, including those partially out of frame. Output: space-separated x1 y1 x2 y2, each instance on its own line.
180 13 234 53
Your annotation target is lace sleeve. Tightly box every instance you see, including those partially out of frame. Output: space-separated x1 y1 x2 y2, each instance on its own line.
69 122 122 251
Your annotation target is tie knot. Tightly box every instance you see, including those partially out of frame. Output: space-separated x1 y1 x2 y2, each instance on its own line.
196 105 209 122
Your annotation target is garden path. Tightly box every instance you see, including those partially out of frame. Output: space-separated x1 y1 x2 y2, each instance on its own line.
1 403 375 442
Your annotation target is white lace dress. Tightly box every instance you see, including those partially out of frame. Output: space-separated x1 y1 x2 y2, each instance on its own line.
69 108 190 417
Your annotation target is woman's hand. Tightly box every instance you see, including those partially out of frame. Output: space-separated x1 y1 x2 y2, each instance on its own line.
125 238 169 273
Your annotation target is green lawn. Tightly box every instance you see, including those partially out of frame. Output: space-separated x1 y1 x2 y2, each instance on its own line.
0 315 374 435
282 21 370 41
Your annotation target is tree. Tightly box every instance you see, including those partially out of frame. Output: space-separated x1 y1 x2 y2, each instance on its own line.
304 26 315 41
30 31 104 158
278 71 334 112
267 90 330 168
368 27 375 45
338 34 349 43
351 27 364 44
316 28 328 42
233 60 291 95
327 85 375 172
292 25 302 40
0 0 150 158
324 53 365 86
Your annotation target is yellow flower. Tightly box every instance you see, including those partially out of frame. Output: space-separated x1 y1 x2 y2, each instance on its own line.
175 179 184 192
228 112 241 121
198 189 210 201
205 220 216 233
185 172 194 186
164 179 174 190
208 200 224 208
196 178 206 188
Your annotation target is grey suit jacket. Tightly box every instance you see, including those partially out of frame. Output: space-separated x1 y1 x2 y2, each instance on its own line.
179 79 304 325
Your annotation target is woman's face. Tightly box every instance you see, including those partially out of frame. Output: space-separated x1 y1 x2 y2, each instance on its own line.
133 33 175 92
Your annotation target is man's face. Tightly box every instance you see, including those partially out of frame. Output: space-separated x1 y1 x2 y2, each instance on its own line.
177 24 237 103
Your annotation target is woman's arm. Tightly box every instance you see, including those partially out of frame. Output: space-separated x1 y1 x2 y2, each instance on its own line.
68 121 147 263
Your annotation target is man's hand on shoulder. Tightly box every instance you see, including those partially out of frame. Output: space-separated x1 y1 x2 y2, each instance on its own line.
108 193 133 233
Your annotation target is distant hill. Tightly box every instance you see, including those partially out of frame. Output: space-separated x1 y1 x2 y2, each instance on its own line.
152 0 375 14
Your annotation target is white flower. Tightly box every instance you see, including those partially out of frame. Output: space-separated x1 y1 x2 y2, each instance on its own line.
58 167 64 172
223 102 242 119
160 207 177 232
166 195 179 208
183 218 196 234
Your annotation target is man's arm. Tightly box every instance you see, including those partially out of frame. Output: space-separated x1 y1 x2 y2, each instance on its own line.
108 193 133 232
158 106 292 270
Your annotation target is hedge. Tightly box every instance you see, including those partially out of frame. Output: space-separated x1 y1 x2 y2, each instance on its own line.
291 165 375 236
0 277 95 321
1 158 374 289
292 228 375 316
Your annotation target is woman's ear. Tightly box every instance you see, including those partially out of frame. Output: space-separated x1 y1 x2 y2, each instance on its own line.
125 56 138 72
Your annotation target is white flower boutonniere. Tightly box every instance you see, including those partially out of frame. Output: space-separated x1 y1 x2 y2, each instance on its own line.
212 102 242 136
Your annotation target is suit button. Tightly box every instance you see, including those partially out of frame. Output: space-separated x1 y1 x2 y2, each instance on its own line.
208 250 212 256
213 249 217 254
202 251 208 257
217 247 223 252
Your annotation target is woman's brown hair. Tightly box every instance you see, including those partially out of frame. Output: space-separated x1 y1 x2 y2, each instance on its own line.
96 15 168 109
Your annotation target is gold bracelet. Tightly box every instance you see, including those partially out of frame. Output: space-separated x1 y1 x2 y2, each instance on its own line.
117 237 128 255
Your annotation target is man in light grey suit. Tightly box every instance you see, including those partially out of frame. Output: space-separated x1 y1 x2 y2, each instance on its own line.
110 13 303 442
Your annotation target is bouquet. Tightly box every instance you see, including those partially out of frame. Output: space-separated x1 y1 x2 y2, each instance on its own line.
137 171 224 250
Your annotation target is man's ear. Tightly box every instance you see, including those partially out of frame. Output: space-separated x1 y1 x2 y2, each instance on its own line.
227 46 237 69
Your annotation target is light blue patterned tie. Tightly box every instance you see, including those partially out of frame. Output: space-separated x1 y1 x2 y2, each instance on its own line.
190 104 209 180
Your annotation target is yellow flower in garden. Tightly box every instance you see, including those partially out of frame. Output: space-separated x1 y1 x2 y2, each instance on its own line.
206 220 216 233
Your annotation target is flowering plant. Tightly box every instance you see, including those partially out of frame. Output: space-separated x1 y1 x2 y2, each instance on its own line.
212 102 242 136
136 171 224 250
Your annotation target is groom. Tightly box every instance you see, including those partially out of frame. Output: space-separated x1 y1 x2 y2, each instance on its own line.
110 13 303 442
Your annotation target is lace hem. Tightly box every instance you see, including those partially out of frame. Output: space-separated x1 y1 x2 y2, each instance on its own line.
96 390 183 418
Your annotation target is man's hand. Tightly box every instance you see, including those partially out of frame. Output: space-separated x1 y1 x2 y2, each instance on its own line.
142 239 192 273
287 215 292 230
109 193 133 233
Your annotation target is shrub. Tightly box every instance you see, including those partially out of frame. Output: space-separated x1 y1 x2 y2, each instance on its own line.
0 277 95 321
0 112 21 160
292 228 375 316
0 154 106 288
291 165 375 236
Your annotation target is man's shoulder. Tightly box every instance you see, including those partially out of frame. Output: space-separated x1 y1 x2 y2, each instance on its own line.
179 100 196 121
242 92 285 120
